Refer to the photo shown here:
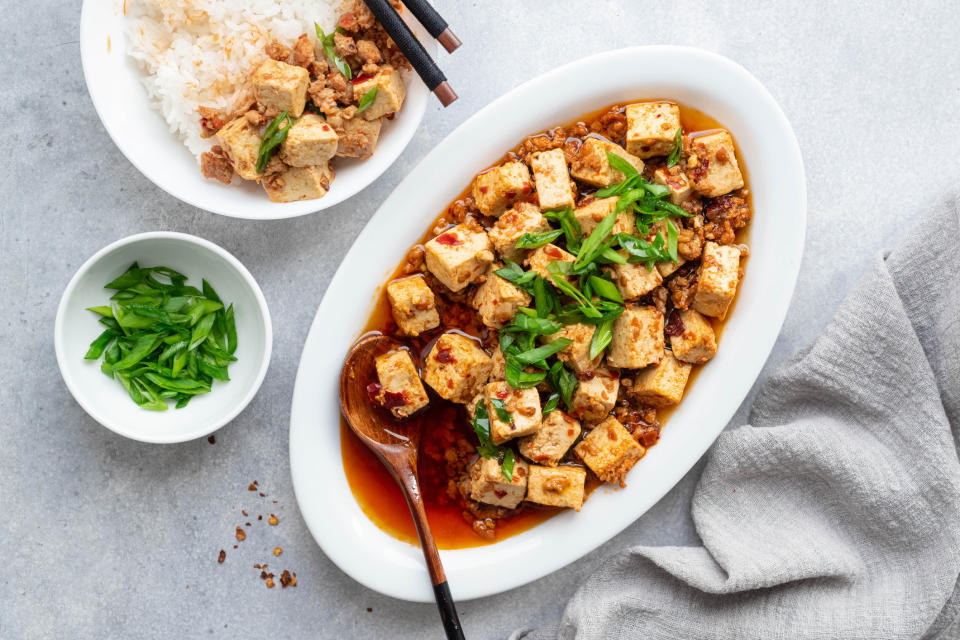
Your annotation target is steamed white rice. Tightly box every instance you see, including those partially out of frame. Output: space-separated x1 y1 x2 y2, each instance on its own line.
125 0 339 160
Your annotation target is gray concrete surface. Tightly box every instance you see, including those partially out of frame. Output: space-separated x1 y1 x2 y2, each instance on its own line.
2 1 959 638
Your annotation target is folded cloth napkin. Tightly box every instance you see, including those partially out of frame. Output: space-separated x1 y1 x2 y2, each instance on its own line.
514 197 960 640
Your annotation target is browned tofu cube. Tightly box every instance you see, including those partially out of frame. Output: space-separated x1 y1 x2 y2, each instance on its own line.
215 117 261 181
262 163 334 202
526 465 586 511
693 241 741 318
686 131 744 197
280 114 338 167
528 149 575 211
472 269 532 329
545 323 601 373
335 116 382 158
468 456 528 509
373 349 429 418
422 333 492 403
625 101 681 159
487 203 551 263
571 367 620 423
485 381 542 444
352 65 406 121
669 309 717 364
607 305 664 369
653 166 694 205
424 224 494 292
574 416 645 485
570 138 644 187
574 197 636 236
472 161 533 217
386 275 439 336
631 351 691 407
519 410 581 466
610 252 663 300
527 243 575 282
253 59 310 116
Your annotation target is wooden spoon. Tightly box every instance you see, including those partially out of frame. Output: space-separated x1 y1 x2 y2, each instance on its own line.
340 333 465 640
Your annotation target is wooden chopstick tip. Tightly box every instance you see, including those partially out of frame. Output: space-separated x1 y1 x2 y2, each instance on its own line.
433 81 457 107
437 28 461 54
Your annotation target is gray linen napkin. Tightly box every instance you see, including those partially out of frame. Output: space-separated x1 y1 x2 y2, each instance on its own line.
514 197 960 640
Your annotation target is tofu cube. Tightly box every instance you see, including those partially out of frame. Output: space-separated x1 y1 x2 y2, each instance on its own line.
686 131 744 197
625 101 682 159
527 243 575 282
693 241 741 318
571 367 620 423
574 416 645 485
610 251 663 300
352 65 406 121
422 333 492 403
607 305 664 369
570 138 644 187
669 309 717 364
488 203 551 263
262 163 333 202
545 323 601 373
468 456 529 509
335 116 382 158
472 268 532 329
653 166 694 205
373 350 429 418
424 224 495 292
630 351 691 407
574 197 636 236
280 114 338 167
657 255 686 279
528 149 576 211
485 381 542 444
253 59 310 117
519 410 582 467
386 275 439 336
215 117 261 181
472 161 533 217
526 465 587 511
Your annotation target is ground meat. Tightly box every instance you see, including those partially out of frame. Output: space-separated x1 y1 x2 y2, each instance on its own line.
312 86 339 115
244 110 266 126
334 31 357 58
650 286 668 315
666 263 699 310
677 215 704 260
326 71 352 103
517 128 565 160
292 34 316 69
357 39 382 65
703 193 752 245
198 106 227 137
309 58 329 79
342 0 378 29
400 246 426 275
265 41 291 62
590 110 627 143
614 404 661 448
200 146 234 184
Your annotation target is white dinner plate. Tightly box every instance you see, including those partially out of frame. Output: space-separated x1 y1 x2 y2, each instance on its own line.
79 0 434 219
289 46 806 602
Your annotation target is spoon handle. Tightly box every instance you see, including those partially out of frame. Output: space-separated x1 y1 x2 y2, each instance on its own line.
399 472 466 639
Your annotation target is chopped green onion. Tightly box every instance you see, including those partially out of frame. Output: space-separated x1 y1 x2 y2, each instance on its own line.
515 229 564 249
667 128 683 167
356 86 379 113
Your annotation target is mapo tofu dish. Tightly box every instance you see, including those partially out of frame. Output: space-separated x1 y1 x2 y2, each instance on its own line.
348 100 751 545
197 2 410 202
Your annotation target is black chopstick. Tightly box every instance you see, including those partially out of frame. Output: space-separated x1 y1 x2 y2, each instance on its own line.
363 0 457 107
401 0 461 53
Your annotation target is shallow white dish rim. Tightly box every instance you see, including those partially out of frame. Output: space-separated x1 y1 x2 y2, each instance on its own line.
289 45 807 602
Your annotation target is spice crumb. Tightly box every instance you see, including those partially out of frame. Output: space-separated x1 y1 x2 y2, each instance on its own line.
245 522 251 526
366 607 373 613
280 570 297 588
257 515 263 521
273 547 283 557
254 564 261 569
247 484 257 491
268 516 279 526
207 435 216 445
242 510 248 516
259 492 266 497
266 579 275 589
235 527 246 542
233 545 238 549
218 550 226 564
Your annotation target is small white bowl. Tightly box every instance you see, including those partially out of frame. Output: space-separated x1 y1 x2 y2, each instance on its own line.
79 0 434 220
55 232 273 443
